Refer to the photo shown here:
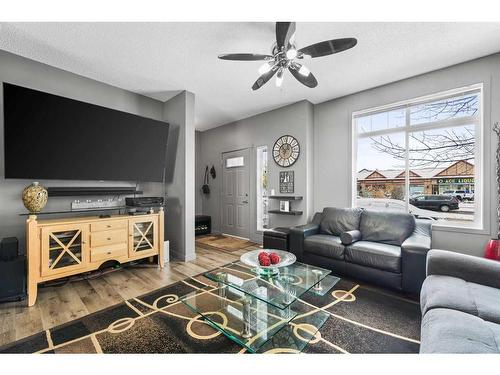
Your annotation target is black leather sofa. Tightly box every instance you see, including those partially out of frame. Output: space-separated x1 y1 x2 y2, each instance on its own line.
289 207 432 294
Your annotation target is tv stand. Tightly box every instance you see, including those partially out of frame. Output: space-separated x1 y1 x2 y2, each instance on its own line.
26 208 164 306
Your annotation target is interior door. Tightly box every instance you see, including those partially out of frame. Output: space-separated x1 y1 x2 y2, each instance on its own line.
222 149 250 239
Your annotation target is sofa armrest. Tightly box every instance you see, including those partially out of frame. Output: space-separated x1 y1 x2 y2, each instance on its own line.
401 219 432 294
426 249 500 289
340 230 362 245
289 223 319 261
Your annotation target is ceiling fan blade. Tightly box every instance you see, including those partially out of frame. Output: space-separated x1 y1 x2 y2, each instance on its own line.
218 53 273 61
299 38 357 58
252 66 278 90
276 22 296 49
288 65 318 88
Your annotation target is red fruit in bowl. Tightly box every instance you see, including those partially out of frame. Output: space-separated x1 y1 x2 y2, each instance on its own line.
258 251 268 259
259 256 271 267
269 253 281 265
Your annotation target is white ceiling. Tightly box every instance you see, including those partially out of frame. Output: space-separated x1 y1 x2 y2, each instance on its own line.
1 22 500 130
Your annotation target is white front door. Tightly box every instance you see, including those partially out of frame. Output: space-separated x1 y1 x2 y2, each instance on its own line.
221 149 250 239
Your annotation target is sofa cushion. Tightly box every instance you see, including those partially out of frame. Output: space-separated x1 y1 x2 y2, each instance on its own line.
319 207 363 236
359 209 415 246
420 308 500 353
304 234 344 260
345 241 401 273
421 275 500 325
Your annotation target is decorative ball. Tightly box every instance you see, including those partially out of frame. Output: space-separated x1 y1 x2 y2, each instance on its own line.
269 252 281 265
259 256 271 267
22 182 48 213
258 251 271 266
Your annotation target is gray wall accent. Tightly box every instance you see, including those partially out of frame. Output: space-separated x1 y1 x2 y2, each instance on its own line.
195 130 203 214
162 91 196 261
199 53 500 256
199 100 314 243
0 50 166 250
314 52 500 256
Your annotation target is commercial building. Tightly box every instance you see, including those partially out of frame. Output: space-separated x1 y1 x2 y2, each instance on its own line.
357 160 474 197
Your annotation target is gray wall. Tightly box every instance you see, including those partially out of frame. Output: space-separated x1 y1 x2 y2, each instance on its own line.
0 50 166 251
314 52 500 256
199 53 500 256
162 91 196 261
199 101 314 243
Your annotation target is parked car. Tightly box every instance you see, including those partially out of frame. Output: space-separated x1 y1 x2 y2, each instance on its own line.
442 190 474 201
409 194 460 212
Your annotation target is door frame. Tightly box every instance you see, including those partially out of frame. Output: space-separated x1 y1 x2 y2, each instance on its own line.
220 147 253 240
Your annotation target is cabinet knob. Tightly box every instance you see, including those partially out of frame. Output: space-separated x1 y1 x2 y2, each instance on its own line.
107 238 111 241
107 225 111 228
107 251 111 255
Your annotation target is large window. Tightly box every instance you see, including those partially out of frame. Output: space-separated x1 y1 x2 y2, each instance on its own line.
352 85 482 228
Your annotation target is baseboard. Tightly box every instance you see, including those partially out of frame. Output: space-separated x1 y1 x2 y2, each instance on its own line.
169 246 196 262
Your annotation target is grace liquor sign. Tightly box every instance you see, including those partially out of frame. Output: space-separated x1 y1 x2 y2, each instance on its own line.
437 177 474 184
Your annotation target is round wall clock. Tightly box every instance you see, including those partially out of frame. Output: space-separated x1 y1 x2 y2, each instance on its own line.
272 135 300 167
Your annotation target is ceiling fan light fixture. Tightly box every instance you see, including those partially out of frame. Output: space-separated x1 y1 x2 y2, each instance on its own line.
298 65 310 76
258 62 272 75
219 22 357 90
276 69 284 87
286 48 298 59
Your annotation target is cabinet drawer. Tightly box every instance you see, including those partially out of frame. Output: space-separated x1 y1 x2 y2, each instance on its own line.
91 229 127 247
91 220 127 232
91 243 127 263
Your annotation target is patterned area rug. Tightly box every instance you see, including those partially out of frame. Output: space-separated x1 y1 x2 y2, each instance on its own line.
195 234 260 253
0 262 421 354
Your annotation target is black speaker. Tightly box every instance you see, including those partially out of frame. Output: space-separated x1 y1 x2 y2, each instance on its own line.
0 256 26 302
1 237 18 261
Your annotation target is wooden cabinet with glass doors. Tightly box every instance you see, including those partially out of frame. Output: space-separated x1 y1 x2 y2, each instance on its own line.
26 208 164 306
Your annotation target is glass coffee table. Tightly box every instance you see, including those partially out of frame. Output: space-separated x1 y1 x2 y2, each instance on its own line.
180 259 340 353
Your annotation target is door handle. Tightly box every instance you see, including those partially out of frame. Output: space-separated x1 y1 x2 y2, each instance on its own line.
242 200 248 204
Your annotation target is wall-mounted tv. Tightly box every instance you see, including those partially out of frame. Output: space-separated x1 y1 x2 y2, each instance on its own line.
3 83 169 182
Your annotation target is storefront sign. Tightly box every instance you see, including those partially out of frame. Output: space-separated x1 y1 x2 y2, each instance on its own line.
437 177 474 184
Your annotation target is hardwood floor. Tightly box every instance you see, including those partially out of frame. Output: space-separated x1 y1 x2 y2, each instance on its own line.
0 235 259 347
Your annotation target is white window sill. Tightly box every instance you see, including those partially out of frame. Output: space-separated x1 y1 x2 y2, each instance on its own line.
432 223 489 236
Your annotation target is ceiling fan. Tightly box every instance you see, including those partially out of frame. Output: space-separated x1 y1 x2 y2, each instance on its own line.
218 22 357 90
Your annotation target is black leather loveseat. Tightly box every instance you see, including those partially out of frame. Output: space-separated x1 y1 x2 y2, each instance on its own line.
289 207 432 294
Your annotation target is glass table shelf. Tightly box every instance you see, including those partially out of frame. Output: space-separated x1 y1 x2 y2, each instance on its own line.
180 286 300 353
180 259 340 353
204 261 334 309
256 303 331 353
308 274 341 296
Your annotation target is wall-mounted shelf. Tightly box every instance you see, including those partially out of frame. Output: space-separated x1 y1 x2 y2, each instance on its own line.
19 204 165 216
268 210 303 216
268 196 303 201
20 206 127 216
47 187 143 197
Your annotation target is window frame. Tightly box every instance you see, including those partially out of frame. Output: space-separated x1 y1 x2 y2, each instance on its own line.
255 145 268 233
351 83 484 230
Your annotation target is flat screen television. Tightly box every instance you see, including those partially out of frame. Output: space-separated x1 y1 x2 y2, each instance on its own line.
3 83 169 182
